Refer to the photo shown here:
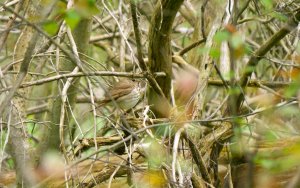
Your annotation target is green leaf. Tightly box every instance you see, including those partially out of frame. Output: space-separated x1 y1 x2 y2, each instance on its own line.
261 0 273 10
244 65 256 73
142 137 168 168
65 9 81 29
42 21 59 35
264 131 278 142
228 86 240 95
244 43 253 55
284 82 299 98
214 31 230 44
230 34 243 49
7 158 15 169
87 0 96 6
197 46 210 55
209 48 220 58
260 158 276 169
271 12 288 22
26 115 35 133
75 0 99 17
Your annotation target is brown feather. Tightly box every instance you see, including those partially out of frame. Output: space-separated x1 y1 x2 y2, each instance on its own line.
98 79 137 105
106 79 136 99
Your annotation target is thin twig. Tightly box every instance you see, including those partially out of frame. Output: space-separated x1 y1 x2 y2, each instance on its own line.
0 71 166 93
178 38 206 56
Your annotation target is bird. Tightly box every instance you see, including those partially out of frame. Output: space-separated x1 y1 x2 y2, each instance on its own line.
172 55 200 119
98 79 145 111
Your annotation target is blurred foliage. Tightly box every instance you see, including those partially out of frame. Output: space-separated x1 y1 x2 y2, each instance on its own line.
1 0 300 187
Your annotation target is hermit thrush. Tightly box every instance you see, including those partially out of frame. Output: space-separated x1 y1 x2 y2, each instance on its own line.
172 56 199 102
98 79 144 111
